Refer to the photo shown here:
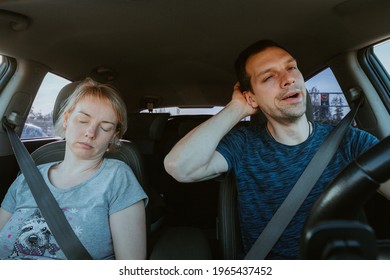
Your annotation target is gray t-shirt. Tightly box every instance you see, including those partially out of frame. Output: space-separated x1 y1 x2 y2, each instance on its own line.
0 158 147 260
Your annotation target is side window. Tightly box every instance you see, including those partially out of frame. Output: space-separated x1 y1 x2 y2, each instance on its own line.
372 39 390 111
21 73 70 139
306 68 350 125
373 40 390 76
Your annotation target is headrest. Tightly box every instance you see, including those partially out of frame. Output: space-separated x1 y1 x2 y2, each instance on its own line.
52 81 81 124
126 113 170 141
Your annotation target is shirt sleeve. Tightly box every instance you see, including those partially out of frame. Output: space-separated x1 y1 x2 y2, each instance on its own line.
107 161 148 215
216 126 247 173
0 174 23 213
344 126 380 160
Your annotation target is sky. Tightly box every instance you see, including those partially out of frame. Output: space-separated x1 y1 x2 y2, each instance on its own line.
33 73 70 115
374 40 390 73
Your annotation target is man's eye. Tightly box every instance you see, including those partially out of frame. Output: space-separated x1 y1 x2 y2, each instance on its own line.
264 76 273 82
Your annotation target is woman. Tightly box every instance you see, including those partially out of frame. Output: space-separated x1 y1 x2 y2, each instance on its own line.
0 78 148 259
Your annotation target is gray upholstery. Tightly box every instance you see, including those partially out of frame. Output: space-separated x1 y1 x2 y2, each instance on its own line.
125 113 171 232
125 113 170 155
149 227 212 260
217 173 242 259
52 81 81 124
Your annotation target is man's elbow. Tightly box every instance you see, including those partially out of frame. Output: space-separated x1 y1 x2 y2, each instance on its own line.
164 156 192 183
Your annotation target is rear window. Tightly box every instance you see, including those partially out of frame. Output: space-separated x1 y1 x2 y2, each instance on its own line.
141 106 223 115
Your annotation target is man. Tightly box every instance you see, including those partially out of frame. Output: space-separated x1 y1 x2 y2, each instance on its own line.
164 40 382 259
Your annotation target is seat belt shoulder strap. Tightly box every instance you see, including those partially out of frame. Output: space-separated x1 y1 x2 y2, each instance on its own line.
244 97 362 260
2 116 92 260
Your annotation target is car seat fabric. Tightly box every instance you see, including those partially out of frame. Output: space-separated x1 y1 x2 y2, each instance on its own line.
157 115 220 230
52 81 81 124
124 114 215 259
149 227 212 259
125 113 170 155
124 113 170 233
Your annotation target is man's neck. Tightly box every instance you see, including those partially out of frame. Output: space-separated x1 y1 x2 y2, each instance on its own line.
266 116 311 145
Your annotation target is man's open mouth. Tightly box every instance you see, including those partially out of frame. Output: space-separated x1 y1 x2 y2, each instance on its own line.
282 91 301 100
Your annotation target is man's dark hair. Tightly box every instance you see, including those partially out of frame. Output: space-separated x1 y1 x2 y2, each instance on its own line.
234 39 291 92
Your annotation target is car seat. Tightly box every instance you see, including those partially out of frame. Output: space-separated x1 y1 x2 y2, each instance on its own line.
125 112 170 232
147 115 216 259
156 115 219 230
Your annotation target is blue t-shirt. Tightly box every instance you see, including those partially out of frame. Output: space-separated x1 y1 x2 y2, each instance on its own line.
216 122 379 259
0 158 147 260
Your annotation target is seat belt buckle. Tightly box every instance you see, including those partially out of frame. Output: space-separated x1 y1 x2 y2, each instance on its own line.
2 112 21 131
346 87 364 108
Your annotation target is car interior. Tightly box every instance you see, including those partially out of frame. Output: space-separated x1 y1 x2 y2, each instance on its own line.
0 0 390 260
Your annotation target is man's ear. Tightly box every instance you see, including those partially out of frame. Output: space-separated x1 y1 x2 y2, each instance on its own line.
243 91 259 109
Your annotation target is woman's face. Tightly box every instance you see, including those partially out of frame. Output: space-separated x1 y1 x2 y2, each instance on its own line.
63 95 118 161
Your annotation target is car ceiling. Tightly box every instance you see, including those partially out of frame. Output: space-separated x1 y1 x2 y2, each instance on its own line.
0 0 389 112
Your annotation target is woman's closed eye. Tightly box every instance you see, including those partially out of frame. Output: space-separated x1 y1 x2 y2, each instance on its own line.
100 124 115 132
78 117 89 124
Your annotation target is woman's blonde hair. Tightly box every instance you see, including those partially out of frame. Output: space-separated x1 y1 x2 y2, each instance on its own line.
54 77 127 152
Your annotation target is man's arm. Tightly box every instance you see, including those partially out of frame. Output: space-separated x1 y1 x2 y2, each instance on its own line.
164 84 258 182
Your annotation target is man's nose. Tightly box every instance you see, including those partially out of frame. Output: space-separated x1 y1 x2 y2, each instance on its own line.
281 71 295 88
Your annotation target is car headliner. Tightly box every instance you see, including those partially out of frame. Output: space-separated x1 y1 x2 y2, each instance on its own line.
0 0 389 112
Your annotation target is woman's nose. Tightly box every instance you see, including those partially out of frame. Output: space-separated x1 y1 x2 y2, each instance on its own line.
85 125 97 139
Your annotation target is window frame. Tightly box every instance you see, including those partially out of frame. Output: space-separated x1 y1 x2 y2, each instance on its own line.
359 39 390 112
0 55 17 93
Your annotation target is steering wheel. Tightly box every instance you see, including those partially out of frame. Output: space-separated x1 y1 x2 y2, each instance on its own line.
301 135 390 259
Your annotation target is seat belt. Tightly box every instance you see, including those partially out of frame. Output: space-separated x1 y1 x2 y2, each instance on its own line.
2 115 93 260
244 95 363 260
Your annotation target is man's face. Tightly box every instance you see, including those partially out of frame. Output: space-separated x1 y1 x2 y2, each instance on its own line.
245 47 307 123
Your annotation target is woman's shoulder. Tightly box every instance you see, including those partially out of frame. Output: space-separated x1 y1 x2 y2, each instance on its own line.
101 158 136 177
103 158 131 169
